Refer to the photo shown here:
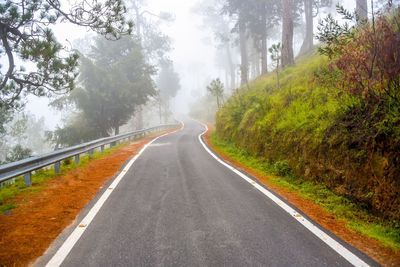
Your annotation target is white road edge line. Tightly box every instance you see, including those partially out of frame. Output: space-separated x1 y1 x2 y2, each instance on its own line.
46 124 184 267
197 123 370 267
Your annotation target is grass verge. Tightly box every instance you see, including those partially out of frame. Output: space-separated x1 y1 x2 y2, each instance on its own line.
209 131 400 252
0 143 126 214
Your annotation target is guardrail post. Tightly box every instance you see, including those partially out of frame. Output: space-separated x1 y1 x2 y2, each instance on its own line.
54 162 61 174
74 154 80 165
24 173 32 187
89 149 94 159
101 145 105 152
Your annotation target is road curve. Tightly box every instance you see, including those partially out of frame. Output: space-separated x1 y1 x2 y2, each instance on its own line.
42 119 376 267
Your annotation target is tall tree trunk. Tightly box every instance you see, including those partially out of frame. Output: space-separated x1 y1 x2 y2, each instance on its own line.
239 14 248 85
282 0 295 67
163 98 170 124
261 36 268 74
114 124 120 135
134 5 144 130
134 5 142 39
250 39 259 79
256 55 261 77
135 106 143 129
261 2 268 74
356 0 368 21
225 43 236 90
299 0 313 55
225 68 229 90
252 39 261 78
158 99 162 124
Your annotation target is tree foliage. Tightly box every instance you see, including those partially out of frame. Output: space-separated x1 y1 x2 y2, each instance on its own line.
75 36 155 136
0 0 133 114
269 43 282 89
47 112 99 148
129 0 173 63
51 36 156 146
0 111 51 164
207 78 225 108
157 60 180 100
317 5 358 58
336 13 400 102
156 59 180 123
0 106 12 135
318 6 400 103
4 145 32 163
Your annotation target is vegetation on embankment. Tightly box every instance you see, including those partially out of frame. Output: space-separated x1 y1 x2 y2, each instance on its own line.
215 9 400 236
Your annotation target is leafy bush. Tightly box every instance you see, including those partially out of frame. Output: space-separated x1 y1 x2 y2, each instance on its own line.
4 145 32 163
339 20 400 101
273 160 292 176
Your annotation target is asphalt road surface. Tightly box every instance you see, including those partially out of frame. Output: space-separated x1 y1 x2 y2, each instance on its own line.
43 119 376 267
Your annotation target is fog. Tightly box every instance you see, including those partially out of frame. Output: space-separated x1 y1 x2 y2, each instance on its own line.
2 0 394 161
26 0 362 130
22 1 359 126
26 0 219 129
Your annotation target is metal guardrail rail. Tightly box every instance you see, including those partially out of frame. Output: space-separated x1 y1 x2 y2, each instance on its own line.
0 124 179 186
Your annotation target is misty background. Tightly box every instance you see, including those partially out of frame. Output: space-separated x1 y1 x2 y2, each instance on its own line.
0 0 386 162
26 0 357 129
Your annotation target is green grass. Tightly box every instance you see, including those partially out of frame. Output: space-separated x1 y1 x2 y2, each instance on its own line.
216 53 350 165
209 131 400 251
0 142 127 214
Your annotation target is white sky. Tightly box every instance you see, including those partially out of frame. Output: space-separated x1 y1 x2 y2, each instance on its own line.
26 0 359 129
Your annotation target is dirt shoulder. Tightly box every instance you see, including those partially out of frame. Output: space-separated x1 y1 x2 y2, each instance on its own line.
203 127 400 267
0 131 173 267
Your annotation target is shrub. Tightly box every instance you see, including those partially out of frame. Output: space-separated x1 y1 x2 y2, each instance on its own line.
273 160 292 177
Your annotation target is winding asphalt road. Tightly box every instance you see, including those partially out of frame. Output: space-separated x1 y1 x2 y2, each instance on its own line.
42 119 376 267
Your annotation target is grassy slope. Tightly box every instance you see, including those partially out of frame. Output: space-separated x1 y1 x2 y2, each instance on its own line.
217 52 346 152
215 52 400 250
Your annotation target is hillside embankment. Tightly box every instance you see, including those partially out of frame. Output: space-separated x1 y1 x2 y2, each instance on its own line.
214 20 400 253
217 52 398 221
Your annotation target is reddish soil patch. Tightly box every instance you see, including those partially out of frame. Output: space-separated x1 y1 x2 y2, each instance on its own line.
0 130 175 267
204 127 400 267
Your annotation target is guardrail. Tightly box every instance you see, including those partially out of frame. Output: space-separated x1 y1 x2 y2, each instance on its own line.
0 124 179 187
